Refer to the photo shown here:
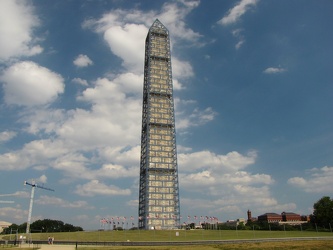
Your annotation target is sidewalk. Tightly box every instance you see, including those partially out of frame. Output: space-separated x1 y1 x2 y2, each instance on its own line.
39 244 75 250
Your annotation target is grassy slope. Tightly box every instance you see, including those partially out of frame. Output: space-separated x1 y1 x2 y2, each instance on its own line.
76 240 333 250
1 230 333 250
3 240 333 250
19 229 333 242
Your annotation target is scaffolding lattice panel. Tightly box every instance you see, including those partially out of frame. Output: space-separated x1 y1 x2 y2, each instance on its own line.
138 19 180 230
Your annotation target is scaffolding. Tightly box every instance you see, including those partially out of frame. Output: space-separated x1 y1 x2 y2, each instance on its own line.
138 19 180 230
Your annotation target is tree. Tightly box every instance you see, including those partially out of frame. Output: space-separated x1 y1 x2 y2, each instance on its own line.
312 196 333 228
1 219 83 234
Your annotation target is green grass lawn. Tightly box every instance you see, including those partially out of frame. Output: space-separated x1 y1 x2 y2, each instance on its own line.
3 229 332 242
1 230 333 250
76 240 333 250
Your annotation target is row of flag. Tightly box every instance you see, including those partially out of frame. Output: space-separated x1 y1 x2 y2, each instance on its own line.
100 216 219 224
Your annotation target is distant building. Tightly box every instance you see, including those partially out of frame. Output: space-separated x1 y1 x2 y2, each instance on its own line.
225 218 246 226
258 213 282 223
301 215 310 222
281 212 301 222
0 221 11 233
257 211 308 225
247 209 257 222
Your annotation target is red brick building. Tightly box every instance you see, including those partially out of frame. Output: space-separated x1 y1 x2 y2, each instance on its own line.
281 212 301 222
257 213 282 223
257 211 306 225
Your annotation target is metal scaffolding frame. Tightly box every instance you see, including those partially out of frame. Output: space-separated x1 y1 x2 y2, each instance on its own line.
138 19 180 230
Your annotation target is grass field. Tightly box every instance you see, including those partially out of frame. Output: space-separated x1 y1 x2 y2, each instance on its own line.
1 230 333 249
2 229 333 242
76 240 333 250
12 229 332 242
1 240 333 250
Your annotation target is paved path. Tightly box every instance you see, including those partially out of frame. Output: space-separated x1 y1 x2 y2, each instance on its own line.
38 244 75 250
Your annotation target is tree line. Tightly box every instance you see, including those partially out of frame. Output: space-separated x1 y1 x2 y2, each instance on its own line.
1 219 83 234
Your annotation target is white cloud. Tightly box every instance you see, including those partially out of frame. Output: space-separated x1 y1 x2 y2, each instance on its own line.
83 1 201 43
20 109 67 135
37 174 47 184
235 40 245 50
83 1 201 75
288 166 333 193
172 58 194 79
36 195 93 209
104 24 147 73
0 191 29 198
0 151 32 171
232 29 245 50
0 139 69 171
0 131 17 142
99 145 140 167
74 180 131 197
72 78 89 86
159 1 202 43
176 106 218 130
1 61 64 107
263 67 287 74
177 149 282 217
218 0 258 26
0 0 43 62
73 54 93 67
113 72 143 95
0 206 27 220
179 150 257 173
0 72 143 172
181 186 295 219
178 150 266 195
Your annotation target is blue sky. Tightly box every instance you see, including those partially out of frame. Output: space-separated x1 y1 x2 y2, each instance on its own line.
1 0 333 230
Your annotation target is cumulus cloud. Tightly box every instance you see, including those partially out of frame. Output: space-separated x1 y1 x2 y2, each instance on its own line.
74 180 131 197
72 77 89 86
179 150 257 173
172 58 194 79
263 67 287 74
73 54 93 67
83 1 201 43
83 1 201 74
0 206 27 220
36 195 93 209
0 72 143 171
177 149 281 217
1 61 64 106
218 0 259 26
0 0 43 61
103 24 147 73
0 139 69 171
0 130 17 142
176 106 218 130
288 166 333 193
